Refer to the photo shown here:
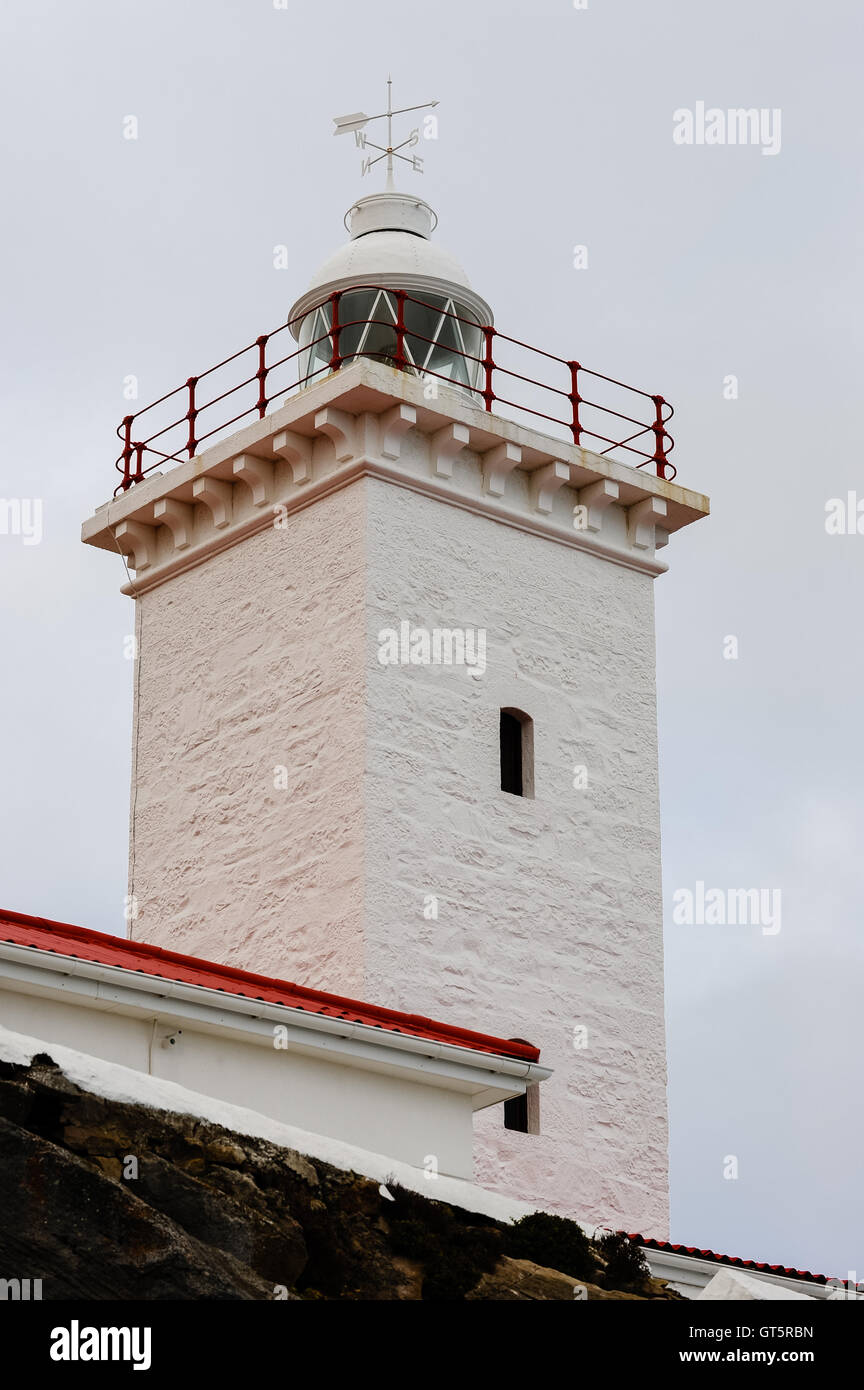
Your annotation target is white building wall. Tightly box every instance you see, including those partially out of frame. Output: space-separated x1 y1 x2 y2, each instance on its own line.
119 448 669 1233
128 480 368 994
364 479 669 1235
0 987 474 1176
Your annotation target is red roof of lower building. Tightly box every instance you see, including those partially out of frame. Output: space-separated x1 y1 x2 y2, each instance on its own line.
0 908 540 1064
629 1234 831 1287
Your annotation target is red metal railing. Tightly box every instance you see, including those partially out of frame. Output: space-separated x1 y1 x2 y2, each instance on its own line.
115 286 675 493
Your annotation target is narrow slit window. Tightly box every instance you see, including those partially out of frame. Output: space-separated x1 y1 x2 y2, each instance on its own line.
500 708 534 798
504 1083 541 1134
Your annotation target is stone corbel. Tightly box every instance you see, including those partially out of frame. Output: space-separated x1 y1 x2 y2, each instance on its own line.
315 407 361 463
114 519 155 572
482 441 521 498
577 478 619 532
430 422 470 478
378 403 416 461
628 496 668 550
153 497 193 551
192 476 233 530
272 430 313 485
531 460 570 515
232 454 273 508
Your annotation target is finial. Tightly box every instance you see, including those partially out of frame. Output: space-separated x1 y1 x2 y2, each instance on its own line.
332 79 438 190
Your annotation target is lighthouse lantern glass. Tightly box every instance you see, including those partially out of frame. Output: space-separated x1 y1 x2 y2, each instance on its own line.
297 288 484 396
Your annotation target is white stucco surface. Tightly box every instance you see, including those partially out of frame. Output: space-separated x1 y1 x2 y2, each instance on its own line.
364 479 669 1235
116 386 684 1236
129 479 368 994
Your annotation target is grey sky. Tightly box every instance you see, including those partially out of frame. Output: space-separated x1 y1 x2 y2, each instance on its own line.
0 0 861 1278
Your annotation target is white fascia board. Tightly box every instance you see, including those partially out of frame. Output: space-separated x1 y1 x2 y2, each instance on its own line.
644 1248 838 1301
0 943 551 1107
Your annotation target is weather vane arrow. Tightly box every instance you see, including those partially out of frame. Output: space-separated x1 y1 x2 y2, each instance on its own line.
333 78 438 188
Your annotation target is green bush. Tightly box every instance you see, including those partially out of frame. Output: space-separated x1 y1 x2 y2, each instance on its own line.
423 1225 502 1301
598 1231 650 1288
384 1182 502 1299
504 1211 595 1281
388 1216 439 1262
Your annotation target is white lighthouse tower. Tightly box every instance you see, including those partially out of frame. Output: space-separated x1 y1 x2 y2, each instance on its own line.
83 88 708 1236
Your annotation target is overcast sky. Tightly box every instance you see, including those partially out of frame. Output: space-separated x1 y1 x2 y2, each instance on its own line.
1 0 861 1279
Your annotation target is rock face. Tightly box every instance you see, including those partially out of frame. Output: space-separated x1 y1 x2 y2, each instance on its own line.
0 1055 680 1301
466 1258 660 1301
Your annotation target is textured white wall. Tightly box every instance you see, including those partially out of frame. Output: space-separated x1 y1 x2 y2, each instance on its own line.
129 480 368 994
125 459 668 1234
364 479 668 1235
0 987 475 1176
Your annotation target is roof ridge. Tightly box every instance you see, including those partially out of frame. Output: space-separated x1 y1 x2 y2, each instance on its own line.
627 1232 830 1286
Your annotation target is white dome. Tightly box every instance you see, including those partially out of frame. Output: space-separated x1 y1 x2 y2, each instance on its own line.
308 228 473 294
289 190 492 330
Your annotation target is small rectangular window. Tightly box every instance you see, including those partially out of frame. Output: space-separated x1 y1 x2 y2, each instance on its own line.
500 708 534 798
504 1093 528 1131
504 1083 541 1134
500 711 523 795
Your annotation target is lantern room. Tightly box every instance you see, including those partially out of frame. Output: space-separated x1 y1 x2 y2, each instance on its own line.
288 190 494 397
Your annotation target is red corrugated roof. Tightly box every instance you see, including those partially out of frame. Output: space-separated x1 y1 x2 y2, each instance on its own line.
629 1234 831 1286
0 908 540 1064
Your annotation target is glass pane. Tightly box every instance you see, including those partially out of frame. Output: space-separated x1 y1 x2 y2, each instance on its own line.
403 295 444 372
452 306 483 389
355 290 404 365
299 288 485 395
298 304 334 386
337 289 380 359
425 306 470 383
308 307 332 376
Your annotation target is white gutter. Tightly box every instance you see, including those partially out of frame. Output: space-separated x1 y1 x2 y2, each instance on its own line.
643 1246 854 1301
0 941 551 1105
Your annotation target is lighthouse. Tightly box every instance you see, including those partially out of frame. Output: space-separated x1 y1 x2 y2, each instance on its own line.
82 86 709 1236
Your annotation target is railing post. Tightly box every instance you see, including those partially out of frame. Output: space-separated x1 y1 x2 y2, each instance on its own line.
186 376 198 459
121 415 134 490
651 395 669 479
482 326 496 412
329 291 342 372
394 290 407 370
133 442 145 485
256 335 269 418
567 361 582 446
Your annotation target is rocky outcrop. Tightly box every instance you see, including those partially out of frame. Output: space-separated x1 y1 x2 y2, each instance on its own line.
0 1054 680 1301
466 1258 661 1301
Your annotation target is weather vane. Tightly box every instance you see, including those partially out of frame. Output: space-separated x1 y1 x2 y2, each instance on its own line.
332 78 438 189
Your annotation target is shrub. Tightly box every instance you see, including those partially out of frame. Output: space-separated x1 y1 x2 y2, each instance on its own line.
388 1217 439 1262
504 1211 595 1281
422 1225 502 1301
384 1182 502 1299
598 1232 650 1288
